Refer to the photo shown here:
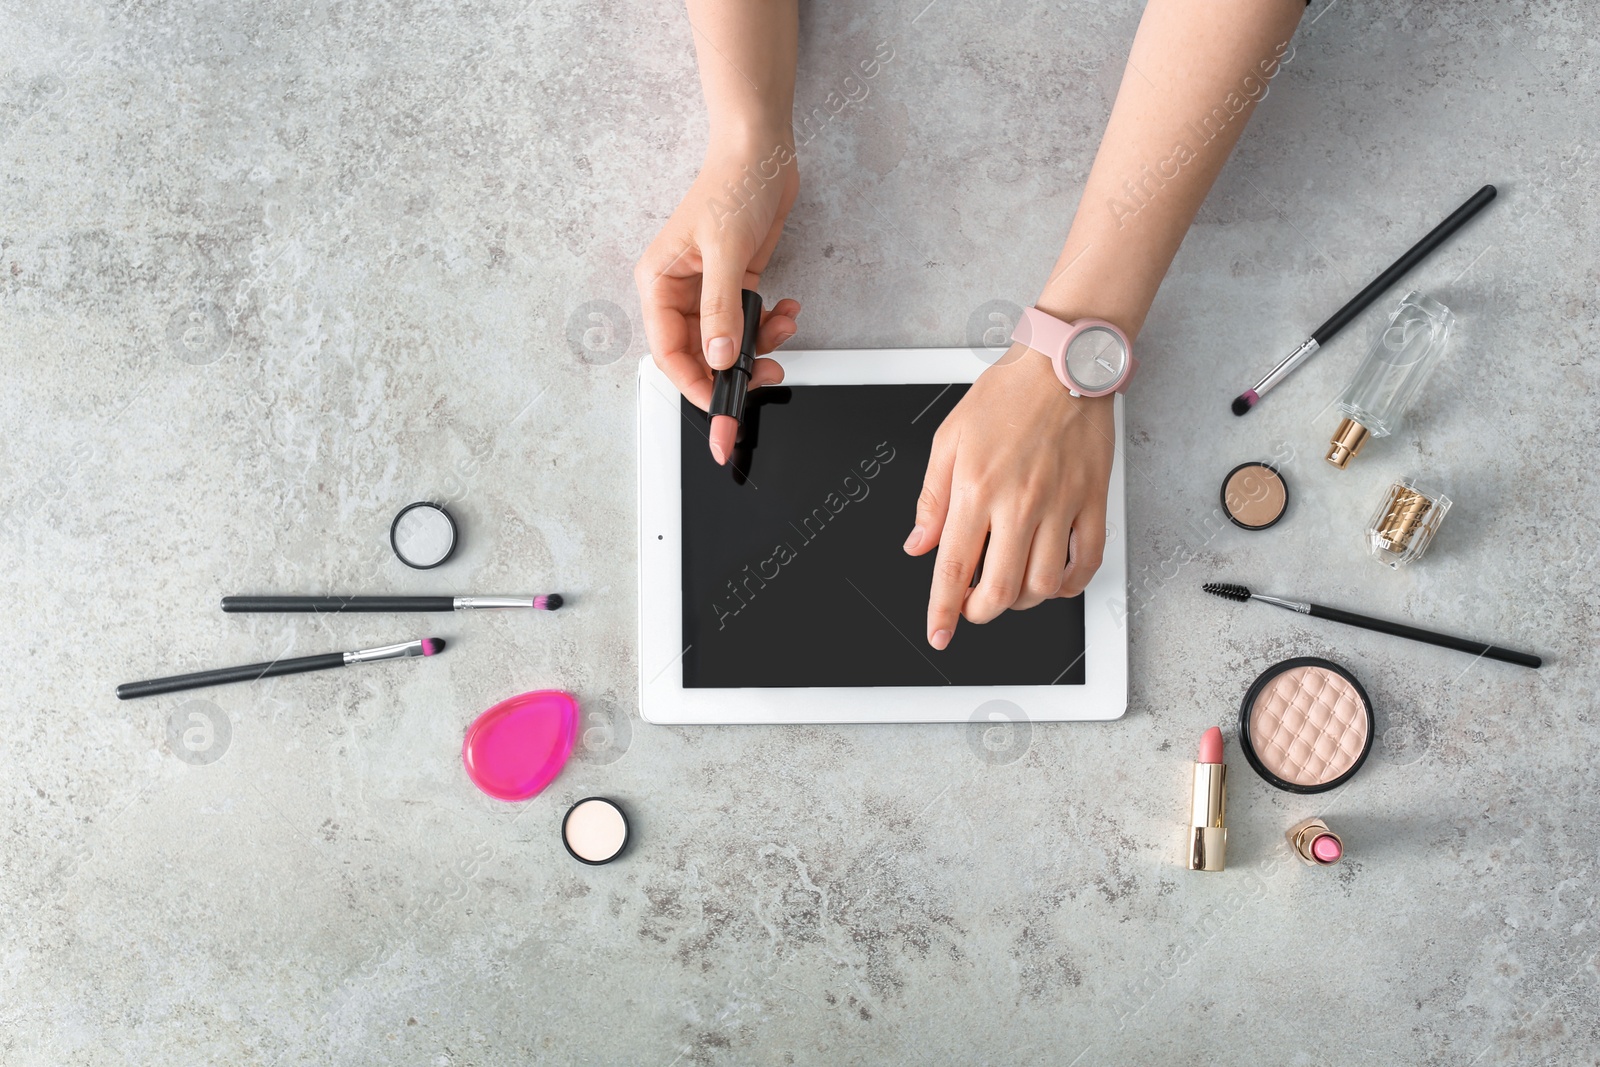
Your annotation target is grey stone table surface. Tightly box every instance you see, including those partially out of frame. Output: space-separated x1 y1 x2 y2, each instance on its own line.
3 1 1597 1063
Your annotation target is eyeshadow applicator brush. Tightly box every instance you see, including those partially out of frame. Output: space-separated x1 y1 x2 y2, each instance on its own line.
221 595 562 613
117 637 446 699
1231 184 1497 416
1202 582 1541 669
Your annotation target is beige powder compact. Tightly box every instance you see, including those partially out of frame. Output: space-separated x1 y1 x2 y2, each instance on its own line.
1237 657 1374 793
1221 462 1290 531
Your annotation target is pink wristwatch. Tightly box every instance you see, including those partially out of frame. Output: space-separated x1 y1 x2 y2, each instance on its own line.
1010 306 1138 397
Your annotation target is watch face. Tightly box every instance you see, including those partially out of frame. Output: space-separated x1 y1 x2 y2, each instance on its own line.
1063 326 1128 392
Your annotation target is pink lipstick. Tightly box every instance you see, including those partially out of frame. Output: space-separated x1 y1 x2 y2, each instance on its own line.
706 289 764 466
1287 817 1343 866
708 415 736 466
1187 726 1227 872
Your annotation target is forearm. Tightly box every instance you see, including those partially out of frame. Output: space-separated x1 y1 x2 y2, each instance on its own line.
1038 0 1306 339
686 0 799 153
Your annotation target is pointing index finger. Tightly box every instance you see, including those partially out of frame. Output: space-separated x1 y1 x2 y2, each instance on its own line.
927 502 986 650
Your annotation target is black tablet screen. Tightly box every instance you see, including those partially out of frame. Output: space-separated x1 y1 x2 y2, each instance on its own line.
679 385 1087 688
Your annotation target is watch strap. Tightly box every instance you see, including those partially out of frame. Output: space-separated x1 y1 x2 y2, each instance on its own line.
1012 307 1074 364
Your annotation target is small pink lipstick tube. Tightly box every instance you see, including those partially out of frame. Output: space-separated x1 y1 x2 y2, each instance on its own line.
1187 726 1227 872
1287 817 1343 866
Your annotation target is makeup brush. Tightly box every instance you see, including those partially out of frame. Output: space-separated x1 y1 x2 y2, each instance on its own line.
221 595 563 613
117 637 446 699
1231 184 1497 416
1202 582 1540 669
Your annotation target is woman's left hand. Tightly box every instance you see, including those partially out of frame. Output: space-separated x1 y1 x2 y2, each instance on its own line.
903 345 1117 649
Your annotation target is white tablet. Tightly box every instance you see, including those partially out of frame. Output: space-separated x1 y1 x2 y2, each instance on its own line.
636 349 1128 725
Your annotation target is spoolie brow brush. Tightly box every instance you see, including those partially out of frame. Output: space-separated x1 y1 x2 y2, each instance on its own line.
1202 582 1541 669
116 637 446 699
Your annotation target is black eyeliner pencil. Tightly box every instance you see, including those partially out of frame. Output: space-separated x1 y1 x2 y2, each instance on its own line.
1233 184 1497 415
1203 582 1541 669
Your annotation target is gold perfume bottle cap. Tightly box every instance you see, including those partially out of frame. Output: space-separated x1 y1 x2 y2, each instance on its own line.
1376 485 1431 552
1326 417 1370 469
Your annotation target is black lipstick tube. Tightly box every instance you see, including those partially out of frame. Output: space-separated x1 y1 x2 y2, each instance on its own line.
709 289 764 421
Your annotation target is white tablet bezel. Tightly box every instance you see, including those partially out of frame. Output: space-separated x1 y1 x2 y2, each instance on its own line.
636 349 1128 724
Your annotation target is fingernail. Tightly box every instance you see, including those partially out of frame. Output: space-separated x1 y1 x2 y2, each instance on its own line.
930 629 952 650
775 329 795 345
707 336 734 368
903 525 923 552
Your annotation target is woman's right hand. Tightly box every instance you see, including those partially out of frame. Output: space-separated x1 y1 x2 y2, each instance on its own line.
635 139 801 409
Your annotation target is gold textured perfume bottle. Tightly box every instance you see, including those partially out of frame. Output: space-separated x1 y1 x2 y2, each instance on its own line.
1367 478 1450 567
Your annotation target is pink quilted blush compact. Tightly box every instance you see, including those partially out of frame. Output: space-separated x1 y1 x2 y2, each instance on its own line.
1237 658 1374 793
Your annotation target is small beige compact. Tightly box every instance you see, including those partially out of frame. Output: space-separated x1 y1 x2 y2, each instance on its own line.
562 797 630 865
1221 462 1289 531
1238 657 1373 793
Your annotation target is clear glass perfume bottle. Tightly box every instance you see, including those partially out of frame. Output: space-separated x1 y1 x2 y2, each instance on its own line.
1326 291 1454 468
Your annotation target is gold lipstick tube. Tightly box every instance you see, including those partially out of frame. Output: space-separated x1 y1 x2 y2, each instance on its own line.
1187 762 1227 871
